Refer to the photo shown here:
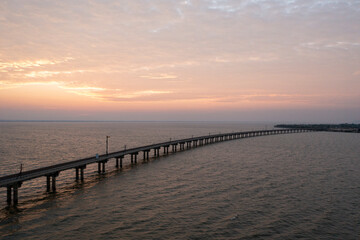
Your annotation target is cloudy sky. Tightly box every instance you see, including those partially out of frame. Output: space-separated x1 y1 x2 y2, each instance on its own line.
0 0 359 122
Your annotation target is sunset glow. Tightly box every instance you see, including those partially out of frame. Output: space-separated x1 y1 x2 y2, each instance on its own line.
1 0 359 122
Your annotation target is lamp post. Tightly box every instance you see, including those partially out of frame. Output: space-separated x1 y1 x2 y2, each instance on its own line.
106 136 110 155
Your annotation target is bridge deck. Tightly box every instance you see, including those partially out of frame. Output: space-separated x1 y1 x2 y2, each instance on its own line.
0 128 311 205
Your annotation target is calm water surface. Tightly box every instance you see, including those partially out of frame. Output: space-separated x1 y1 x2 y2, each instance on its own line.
0 122 359 239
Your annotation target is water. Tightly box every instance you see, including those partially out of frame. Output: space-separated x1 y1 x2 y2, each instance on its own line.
0 122 359 239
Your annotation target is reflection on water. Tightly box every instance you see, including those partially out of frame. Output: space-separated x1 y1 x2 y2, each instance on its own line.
0 122 359 239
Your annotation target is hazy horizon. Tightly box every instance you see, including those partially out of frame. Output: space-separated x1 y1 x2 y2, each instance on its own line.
1 0 359 122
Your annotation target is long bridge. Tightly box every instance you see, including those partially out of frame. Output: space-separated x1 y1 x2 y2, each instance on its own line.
0 128 312 206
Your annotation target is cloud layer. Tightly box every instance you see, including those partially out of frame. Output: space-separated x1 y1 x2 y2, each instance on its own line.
0 0 359 121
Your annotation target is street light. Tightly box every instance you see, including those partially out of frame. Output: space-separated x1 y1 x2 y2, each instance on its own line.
106 136 110 155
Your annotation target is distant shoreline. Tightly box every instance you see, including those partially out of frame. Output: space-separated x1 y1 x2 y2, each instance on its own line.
275 124 360 133
0 120 275 124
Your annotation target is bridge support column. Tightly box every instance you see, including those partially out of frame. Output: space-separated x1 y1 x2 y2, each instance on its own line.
52 175 56 192
116 156 124 168
102 162 106 172
6 182 22 206
13 184 18 205
80 168 84 181
131 153 138 164
97 160 107 173
79 166 86 181
142 151 149 161
7 186 12 205
46 173 59 192
46 175 51 192
75 168 79 180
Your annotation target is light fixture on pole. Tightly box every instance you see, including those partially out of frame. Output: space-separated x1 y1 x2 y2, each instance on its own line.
106 136 110 155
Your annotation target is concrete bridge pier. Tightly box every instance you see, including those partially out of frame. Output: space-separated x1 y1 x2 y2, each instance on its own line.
142 151 150 161
98 160 108 173
46 172 59 192
115 156 124 168
6 186 11 205
179 142 185 150
163 146 169 154
153 148 160 157
6 182 22 206
131 153 138 164
172 144 177 152
119 156 124 168
75 165 86 181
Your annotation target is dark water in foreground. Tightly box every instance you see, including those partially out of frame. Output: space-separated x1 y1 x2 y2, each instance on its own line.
0 122 359 239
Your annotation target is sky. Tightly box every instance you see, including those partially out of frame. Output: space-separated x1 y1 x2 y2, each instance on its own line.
0 0 359 122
